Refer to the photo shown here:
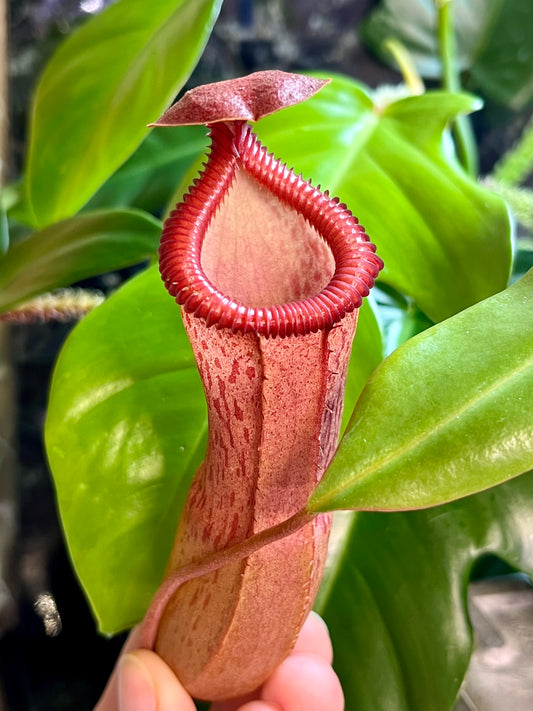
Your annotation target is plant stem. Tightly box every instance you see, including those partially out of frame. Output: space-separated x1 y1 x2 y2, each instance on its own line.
436 0 478 176
493 114 533 186
383 38 425 95
137 508 316 650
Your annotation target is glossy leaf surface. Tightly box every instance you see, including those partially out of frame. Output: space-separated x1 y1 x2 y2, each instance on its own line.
45 266 206 633
25 0 222 226
255 78 512 322
0 209 160 313
310 270 533 512
363 0 533 108
317 468 533 711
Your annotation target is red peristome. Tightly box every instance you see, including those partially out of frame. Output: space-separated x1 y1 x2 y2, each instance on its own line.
151 70 330 126
159 121 383 337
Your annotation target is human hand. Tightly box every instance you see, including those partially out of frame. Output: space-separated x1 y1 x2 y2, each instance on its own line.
94 611 344 711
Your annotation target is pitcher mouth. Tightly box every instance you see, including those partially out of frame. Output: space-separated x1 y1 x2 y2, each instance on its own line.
159 121 383 338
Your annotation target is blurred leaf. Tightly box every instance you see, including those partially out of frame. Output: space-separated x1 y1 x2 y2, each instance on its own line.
384 302 433 353
3 181 34 226
256 77 512 322
492 115 533 187
0 200 8 255
373 283 434 355
363 0 533 109
468 0 533 109
309 270 533 512
341 298 384 434
1 183 20 213
317 468 533 711
45 266 206 634
85 125 208 213
25 0 222 226
0 209 160 313
163 149 207 219
484 179 533 232
513 236 533 282
362 0 488 77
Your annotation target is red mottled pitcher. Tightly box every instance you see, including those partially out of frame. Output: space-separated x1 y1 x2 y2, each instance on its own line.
144 71 382 701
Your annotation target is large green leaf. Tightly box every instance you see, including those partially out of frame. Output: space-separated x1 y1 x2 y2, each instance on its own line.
0 209 161 313
317 468 533 711
363 0 533 109
45 266 206 634
25 0 222 226
255 78 512 322
309 270 533 512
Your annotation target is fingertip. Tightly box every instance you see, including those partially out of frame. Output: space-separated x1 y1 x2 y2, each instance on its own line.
291 612 333 664
210 691 257 711
119 650 196 711
118 654 156 711
238 703 281 711
261 653 344 711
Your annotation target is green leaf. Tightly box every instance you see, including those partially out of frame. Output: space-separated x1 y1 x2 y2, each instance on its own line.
255 77 512 322
373 283 434 355
163 149 208 219
0 209 161 313
0 199 8 255
3 181 35 228
514 236 533 282
45 265 206 634
317 469 533 711
85 125 208 213
25 0 222 227
309 270 533 512
363 0 533 109
362 0 489 77
341 297 384 434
